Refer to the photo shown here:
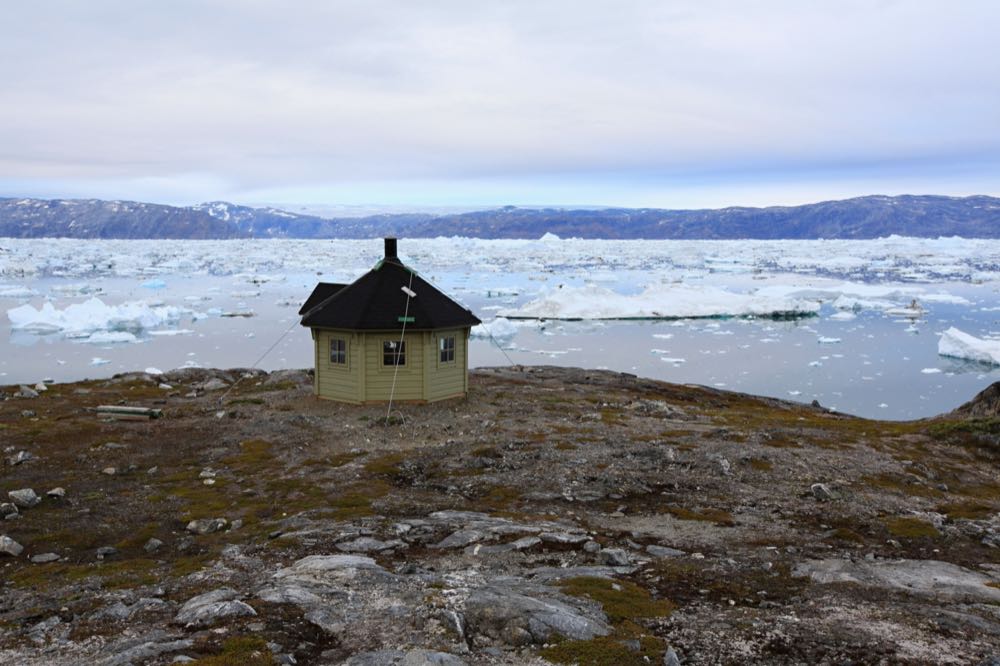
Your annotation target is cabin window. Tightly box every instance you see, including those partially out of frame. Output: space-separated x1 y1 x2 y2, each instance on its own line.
329 338 347 365
383 340 406 366
439 336 455 363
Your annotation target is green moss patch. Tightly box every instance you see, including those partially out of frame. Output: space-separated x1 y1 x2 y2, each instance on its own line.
936 500 997 521
884 516 940 539
557 576 675 623
541 635 666 666
189 636 276 666
861 473 944 499
10 558 158 591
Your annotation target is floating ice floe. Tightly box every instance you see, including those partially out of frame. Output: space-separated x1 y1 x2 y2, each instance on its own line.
7 297 193 342
142 279 167 289
817 337 842 344
921 368 942 374
87 331 138 344
938 327 1000 365
0 285 36 298
90 357 110 366
499 284 819 321
471 317 522 340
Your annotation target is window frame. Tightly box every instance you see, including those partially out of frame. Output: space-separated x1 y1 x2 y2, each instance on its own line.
329 337 347 366
439 335 456 364
383 339 406 366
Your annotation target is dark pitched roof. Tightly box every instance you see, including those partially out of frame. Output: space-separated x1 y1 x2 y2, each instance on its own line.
298 282 346 315
300 256 480 331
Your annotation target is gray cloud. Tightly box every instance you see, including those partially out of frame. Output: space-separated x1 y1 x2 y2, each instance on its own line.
1 1 998 205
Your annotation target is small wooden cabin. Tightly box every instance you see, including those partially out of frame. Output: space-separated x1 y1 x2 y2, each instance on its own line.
299 238 481 404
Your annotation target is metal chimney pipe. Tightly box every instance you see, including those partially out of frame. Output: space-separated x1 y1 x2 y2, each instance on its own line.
384 237 398 260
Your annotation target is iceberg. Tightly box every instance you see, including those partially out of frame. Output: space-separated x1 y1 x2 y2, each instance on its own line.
471 317 522 341
7 297 192 337
499 284 819 321
938 327 1000 365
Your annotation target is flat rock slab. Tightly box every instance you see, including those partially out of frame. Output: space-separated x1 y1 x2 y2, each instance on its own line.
431 529 485 549
336 537 406 553
275 554 385 578
463 584 610 646
343 650 467 666
174 588 256 627
526 565 636 583
795 558 1000 604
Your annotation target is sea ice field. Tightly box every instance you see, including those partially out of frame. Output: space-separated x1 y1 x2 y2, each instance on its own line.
3 236 1000 420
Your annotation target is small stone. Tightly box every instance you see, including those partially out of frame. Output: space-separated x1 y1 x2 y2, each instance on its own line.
21 410 35 418
647 545 686 558
144 538 164 553
811 483 835 501
31 553 60 563
0 503 18 518
583 540 602 554
230 519 243 531
691 552 705 560
215 411 227 419
103 467 117 476
96 546 119 560
186 518 228 535
598 548 631 566
0 535 24 557
16 385 39 399
9 488 41 508
8 450 34 465
199 469 216 479
203 479 216 486
664 647 682 666
539 532 590 545
33 383 48 392
46 487 65 499
200 378 229 392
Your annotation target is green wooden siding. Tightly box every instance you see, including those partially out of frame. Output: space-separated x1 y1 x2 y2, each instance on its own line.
426 329 468 401
312 327 470 403
363 331 425 402
314 329 363 403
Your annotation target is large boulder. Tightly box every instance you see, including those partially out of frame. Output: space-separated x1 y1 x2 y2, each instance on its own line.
463 584 610 646
795 558 1000 604
174 588 256 628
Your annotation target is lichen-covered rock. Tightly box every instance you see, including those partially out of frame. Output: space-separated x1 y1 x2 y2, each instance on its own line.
795 558 1000 603
0 535 24 557
8 488 40 509
343 650 467 666
463 584 610 646
185 518 227 534
174 588 256 627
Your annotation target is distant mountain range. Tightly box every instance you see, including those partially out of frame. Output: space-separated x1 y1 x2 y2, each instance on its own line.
1 194 999 240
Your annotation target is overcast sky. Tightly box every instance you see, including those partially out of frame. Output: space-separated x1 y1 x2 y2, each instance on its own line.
1 1 998 209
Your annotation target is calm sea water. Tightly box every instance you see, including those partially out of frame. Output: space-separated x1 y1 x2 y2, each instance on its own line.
4 237 1000 420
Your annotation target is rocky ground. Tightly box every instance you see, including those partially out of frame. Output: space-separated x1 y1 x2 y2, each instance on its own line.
1 366 1000 665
